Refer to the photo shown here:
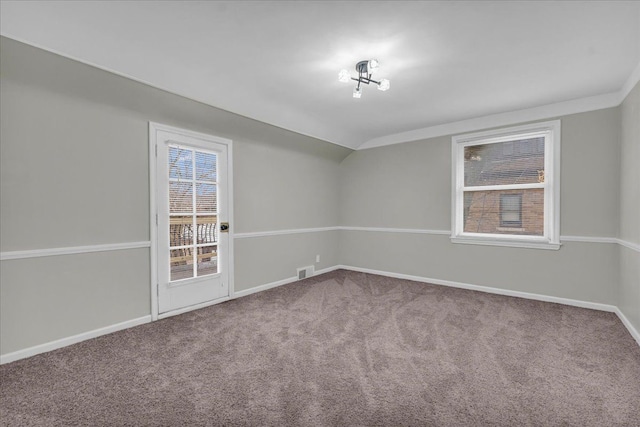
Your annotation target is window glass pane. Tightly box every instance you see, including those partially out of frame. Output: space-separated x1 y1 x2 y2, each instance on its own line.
502 211 521 222
197 245 218 276
464 137 545 186
195 151 217 182
170 215 193 247
464 189 543 235
501 194 521 211
169 147 193 180
500 194 522 227
171 248 194 281
196 183 217 213
169 182 193 213
196 215 217 244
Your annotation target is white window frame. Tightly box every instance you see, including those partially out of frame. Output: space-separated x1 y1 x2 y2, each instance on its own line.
451 120 561 250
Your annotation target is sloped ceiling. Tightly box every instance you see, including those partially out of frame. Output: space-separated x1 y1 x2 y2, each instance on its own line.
1 1 639 149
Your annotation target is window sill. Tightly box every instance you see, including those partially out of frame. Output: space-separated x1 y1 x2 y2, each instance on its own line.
450 236 561 250
496 227 525 232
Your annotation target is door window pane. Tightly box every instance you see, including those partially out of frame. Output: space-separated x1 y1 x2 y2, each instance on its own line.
169 147 193 180
195 151 217 182
170 215 193 247
171 247 194 281
169 182 193 213
168 145 220 281
196 183 217 213
196 215 217 244
197 246 218 276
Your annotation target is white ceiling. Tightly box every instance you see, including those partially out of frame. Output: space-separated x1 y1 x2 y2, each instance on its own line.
1 1 639 150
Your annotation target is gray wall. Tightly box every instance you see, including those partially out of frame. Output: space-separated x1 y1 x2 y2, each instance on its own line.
619 82 640 333
1 36 637 357
339 108 622 305
0 37 351 355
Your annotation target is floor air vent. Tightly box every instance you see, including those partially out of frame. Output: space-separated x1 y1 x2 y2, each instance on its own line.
297 265 314 280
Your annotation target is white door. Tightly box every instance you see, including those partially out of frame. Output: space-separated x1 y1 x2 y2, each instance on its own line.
151 123 232 316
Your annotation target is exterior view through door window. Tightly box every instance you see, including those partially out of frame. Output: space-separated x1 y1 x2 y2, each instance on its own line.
169 146 218 281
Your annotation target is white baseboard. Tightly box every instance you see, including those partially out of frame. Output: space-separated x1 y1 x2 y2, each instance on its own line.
337 265 618 312
0 315 152 365
337 265 640 347
614 307 640 347
0 267 341 364
158 297 231 320
2 263 637 364
232 265 340 299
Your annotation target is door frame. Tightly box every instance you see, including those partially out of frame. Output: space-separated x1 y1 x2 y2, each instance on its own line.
149 122 234 321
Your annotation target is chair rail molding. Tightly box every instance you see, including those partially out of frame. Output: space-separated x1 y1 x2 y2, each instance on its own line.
0 241 151 261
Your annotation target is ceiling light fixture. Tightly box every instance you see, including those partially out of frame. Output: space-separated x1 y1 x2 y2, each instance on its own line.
339 59 390 98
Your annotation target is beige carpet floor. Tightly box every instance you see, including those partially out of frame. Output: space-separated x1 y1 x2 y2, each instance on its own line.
1 270 639 426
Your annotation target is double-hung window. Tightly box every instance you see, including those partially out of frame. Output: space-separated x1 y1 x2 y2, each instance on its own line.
451 120 561 250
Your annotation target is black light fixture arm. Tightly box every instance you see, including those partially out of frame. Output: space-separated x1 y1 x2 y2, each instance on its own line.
338 59 390 97
353 60 381 85
351 76 382 86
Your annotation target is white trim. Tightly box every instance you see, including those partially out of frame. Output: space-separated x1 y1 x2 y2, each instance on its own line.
337 265 617 312
337 265 640 347
561 235 618 244
233 225 638 253
3 35 637 153
462 182 545 192
227 140 236 298
616 238 640 253
149 123 159 321
2 262 637 363
359 92 620 149
450 237 561 250
149 122 234 318
157 296 231 320
359 58 640 151
234 227 340 239
233 276 298 299
450 120 561 250
149 122 233 147
0 316 152 365
614 307 640 347
234 226 452 238
338 226 450 235
0 233 631 263
0 241 150 261
232 266 340 299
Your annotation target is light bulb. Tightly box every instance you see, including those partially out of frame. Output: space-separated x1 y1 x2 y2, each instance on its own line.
368 59 379 72
338 69 350 83
377 79 390 91
353 87 362 99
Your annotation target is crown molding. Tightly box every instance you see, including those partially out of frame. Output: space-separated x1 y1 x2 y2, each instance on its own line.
358 92 622 150
358 59 640 151
2 34 637 153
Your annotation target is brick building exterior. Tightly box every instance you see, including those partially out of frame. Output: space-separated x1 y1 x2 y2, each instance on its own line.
463 138 545 236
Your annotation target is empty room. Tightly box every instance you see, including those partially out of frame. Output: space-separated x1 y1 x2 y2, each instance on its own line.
1 1 639 425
